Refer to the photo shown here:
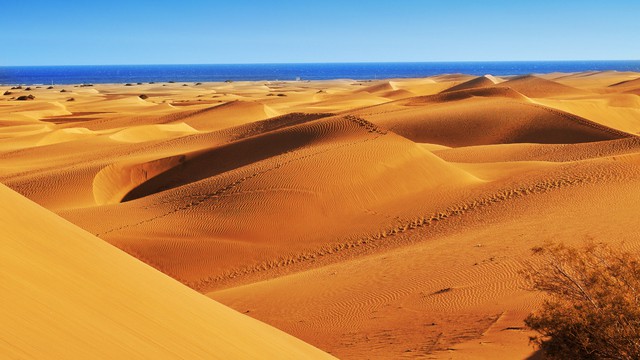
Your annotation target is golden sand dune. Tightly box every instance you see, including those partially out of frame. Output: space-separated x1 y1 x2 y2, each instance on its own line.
2 71 640 358
109 122 199 143
173 100 280 131
534 95 640 134
68 114 478 286
349 95 630 147
434 137 640 163
610 76 640 95
497 74 590 97
543 70 640 90
411 86 529 104
441 74 502 92
2 101 71 121
0 184 334 359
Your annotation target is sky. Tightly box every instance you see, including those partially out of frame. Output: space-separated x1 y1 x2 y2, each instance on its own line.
2 0 639 66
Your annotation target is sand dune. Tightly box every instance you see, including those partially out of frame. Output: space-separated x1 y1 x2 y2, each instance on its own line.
355 81 399 94
534 95 640 134
2 71 640 359
349 95 630 147
0 184 333 359
109 122 199 142
544 71 640 90
497 74 589 97
173 100 279 131
610 76 640 94
441 74 502 92
66 114 479 287
409 86 529 104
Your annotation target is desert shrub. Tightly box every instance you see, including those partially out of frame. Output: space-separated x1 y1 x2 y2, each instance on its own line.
524 243 640 359
139 94 148 99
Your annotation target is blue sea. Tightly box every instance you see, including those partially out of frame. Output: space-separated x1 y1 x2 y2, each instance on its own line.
1 61 639 85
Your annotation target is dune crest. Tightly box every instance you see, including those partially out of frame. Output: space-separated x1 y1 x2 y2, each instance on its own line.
497 74 589 97
441 74 502 93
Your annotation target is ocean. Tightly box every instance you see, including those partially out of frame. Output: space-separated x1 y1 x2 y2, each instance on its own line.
1 61 639 85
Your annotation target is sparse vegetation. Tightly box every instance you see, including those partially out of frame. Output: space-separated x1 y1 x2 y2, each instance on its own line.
3 91 12 95
139 94 148 99
524 243 640 359
16 95 35 101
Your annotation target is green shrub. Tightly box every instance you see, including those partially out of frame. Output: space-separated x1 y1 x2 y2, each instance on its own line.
524 243 640 359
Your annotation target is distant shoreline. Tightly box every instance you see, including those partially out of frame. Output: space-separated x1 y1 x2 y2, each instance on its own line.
2 61 640 85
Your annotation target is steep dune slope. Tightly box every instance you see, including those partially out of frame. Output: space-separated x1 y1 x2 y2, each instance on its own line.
0 184 334 360
0 112 331 210
534 95 640 134
610 76 640 95
349 95 630 147
63 115 479 286
441 75 501 92
497 75 589 97
173 100 279 131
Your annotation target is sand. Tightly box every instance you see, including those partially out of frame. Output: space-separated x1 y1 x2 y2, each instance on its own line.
0 183 333 359
2 72 640 358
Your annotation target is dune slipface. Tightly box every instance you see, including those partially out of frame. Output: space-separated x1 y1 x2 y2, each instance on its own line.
2 73 640 359
0 184 334 360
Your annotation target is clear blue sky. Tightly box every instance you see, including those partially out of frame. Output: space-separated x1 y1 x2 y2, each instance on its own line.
2 0 639 66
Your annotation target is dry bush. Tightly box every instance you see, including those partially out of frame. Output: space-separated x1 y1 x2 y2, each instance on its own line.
524 243 640 359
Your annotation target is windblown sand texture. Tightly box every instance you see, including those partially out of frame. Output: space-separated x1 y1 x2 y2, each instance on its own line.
2 71 640 359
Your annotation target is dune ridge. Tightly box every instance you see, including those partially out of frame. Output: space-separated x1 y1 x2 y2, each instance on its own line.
441 74 501 93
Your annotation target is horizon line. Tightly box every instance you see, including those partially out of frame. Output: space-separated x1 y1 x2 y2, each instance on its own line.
2 59 640 67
